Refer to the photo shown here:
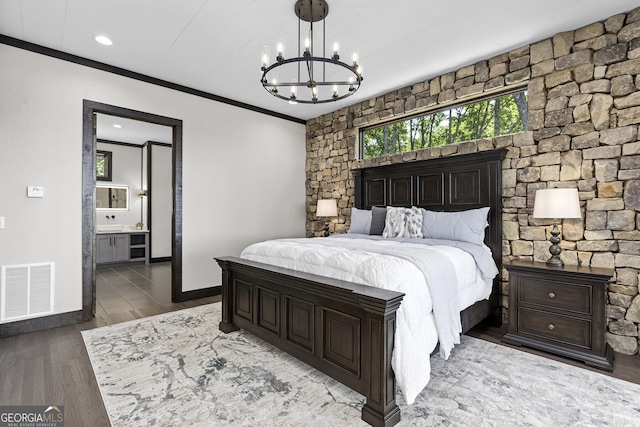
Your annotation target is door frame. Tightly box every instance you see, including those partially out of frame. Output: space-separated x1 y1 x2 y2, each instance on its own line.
82 100 187 320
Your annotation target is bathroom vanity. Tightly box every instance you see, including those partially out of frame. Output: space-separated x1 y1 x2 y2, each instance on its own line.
96 230 149 266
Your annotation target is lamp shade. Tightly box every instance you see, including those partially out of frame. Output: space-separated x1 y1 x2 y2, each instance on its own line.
532 188 581 219
317 199 337 217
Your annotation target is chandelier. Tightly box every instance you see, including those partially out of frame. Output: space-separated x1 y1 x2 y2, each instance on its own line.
260 0 363 104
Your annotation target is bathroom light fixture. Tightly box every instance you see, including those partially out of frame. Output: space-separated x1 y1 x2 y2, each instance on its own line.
260 0 363 104
316 199 337 237
94 35 113 46
532 188 581 268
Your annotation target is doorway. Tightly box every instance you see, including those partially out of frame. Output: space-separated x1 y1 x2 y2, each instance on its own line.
81 100 184 320
94 113 173 314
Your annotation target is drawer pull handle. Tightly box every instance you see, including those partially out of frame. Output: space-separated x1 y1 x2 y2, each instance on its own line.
548 292 556 298
548 323 556 330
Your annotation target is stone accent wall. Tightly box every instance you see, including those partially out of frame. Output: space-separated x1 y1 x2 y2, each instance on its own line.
305 8 640 355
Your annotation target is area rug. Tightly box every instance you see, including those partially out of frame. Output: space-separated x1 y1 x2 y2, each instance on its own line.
82 303 640 426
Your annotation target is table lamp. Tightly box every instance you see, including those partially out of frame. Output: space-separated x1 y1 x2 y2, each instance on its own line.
317 199 337 237
532 188 581 268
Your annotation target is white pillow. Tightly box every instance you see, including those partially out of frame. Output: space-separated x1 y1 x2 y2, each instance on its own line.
348 208 372 234
382 206 424 238
422 207 490 245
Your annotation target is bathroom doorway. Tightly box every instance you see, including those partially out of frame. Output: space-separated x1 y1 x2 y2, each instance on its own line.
81 100 185 321
93 113 174 315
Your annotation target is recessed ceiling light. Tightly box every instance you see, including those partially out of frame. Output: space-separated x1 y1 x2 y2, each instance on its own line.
94 35 113 46
113 124 122 129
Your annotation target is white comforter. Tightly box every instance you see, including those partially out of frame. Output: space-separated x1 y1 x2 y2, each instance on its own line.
240 237 494 404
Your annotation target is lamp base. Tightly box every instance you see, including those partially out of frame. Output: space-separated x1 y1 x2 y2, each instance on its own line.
323 221 330 237
546 255 564 268
546 222 564 268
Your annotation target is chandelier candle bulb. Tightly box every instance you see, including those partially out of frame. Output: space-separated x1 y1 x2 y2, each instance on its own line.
276 42 285 61
261 46 270 69
289 86 297 104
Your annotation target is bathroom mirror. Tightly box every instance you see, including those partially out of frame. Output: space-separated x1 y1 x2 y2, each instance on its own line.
96 185 129 210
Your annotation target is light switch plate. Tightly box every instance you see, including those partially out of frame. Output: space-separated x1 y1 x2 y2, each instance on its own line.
27 186 44 198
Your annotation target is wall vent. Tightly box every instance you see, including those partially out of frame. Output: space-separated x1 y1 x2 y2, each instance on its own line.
1 263 54 322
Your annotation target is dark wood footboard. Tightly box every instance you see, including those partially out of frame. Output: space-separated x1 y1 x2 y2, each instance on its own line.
216 256 405 427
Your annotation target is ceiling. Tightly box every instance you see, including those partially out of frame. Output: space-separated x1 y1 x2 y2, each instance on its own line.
1 0 638 122
97 114 173 145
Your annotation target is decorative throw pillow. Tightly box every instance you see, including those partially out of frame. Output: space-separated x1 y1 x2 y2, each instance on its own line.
422 207 490 245
369 206 387 235
404 207 425 238
347 208 372 234
382 206 424 238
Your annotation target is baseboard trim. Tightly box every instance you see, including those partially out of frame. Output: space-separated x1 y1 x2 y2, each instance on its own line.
0 310 84 338
176 286 221 302
151 257 172 263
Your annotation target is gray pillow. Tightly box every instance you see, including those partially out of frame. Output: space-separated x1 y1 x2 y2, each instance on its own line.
369 206 387 235
348 208 372 234
422 207 490 245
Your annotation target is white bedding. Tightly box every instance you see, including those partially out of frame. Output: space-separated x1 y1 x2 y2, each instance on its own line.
240 236 494 404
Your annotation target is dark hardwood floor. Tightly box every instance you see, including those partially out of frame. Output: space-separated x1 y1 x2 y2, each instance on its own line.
0 268 638 426
0 262 219 427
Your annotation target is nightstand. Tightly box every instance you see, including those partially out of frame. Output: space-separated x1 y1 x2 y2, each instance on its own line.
502 260 614 371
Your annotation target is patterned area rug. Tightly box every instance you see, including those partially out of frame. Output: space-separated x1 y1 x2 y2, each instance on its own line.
82 303 640 426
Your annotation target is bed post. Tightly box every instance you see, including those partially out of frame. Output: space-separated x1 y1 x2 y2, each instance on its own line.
360 296 403 427
216 258 239 333
354 169 363 209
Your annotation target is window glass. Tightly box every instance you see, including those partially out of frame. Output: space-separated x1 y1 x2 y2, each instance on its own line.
361 90 528 159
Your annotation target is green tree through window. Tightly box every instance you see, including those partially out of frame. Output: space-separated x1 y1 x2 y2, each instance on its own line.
361 90 528 159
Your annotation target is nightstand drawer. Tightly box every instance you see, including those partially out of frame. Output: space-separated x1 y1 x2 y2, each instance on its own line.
518 307 591 349
518 276 592 315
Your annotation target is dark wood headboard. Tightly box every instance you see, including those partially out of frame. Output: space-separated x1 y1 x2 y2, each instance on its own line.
353 148 506 270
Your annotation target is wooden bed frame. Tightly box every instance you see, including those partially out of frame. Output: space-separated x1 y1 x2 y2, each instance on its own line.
216 148 506 426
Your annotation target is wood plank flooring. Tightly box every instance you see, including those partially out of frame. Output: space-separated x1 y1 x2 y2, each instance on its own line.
0 264 638 426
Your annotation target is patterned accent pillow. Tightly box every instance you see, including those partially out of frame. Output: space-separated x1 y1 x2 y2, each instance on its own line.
382 206 424 238
405 206 424 237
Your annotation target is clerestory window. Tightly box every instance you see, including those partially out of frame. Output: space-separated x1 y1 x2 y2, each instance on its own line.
360 89 528 159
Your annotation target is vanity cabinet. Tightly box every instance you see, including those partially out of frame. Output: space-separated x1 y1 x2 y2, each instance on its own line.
96 232 148 265
96 234 129 264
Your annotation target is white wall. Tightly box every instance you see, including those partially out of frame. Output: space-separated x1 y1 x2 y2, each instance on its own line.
96 141 143 227
150 144 172 258
0 44 306 322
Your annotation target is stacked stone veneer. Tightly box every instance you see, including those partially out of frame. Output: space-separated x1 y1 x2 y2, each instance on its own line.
305 8 640 355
